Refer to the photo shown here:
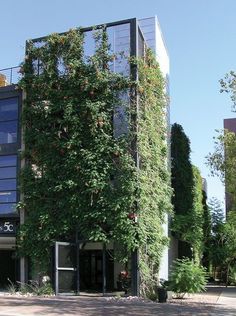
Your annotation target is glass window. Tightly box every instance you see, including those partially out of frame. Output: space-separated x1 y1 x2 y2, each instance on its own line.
58 244 76 268
0 98 18 121
0 203 16 215
113 91 129 138
58 270 76 293
0 155 17 167
0 167 17 179
84 31 96 59
107 23 130 76
0 155 17 215
0 121 17 144
138 29 145 58
0 191 16 203
0 179 16 191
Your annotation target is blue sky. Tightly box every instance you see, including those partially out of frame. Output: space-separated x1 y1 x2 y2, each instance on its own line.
1 0 235 206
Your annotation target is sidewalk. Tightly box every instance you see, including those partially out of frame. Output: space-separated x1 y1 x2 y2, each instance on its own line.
213 286 236 316
0 286 235 315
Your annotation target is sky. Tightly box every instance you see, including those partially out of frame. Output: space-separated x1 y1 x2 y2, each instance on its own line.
1 0 236 208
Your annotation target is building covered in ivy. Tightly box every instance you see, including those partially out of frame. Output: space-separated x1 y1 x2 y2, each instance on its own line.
0 17 172 296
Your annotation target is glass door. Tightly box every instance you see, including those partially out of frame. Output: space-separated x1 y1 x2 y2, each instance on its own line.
55 242 77 295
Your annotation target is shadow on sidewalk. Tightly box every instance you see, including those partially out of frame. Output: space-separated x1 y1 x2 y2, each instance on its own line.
0 296 221 316
0 286 235 316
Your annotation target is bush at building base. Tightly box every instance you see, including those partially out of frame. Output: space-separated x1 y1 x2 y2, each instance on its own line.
169 258 207 298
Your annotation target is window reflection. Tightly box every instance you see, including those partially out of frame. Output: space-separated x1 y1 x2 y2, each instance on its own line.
0 156 17 167
107 23 130 76
0 155 17 215
0 167 16 179
0 97 18 145
83 31 96 60
0 121 17 144
0 191 16 203
0 179 16 191
0 98 18 121
0 203 17 215
113 91 129 138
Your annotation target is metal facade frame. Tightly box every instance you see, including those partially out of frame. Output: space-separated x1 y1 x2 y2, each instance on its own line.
55 241 77 295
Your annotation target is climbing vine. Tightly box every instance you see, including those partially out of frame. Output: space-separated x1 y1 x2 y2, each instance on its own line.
137 50 172 294
17 28 172 293
18 29 138 271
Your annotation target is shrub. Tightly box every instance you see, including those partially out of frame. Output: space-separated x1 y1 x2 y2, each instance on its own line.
7 278 17 294
169 258 207 298
228 265 236 285
16 280 54 296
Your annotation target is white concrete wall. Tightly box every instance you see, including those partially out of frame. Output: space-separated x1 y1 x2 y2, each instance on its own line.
138 16 169 76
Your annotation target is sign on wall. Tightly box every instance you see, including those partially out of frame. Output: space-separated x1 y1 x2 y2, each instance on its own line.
0 220 17 234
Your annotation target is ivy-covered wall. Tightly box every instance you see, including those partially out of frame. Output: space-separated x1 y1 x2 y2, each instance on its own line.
17 28 172 293
137 51 172 292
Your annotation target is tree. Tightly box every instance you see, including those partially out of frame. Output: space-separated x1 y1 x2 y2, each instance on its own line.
207 198 236 285
218 71 236 211
206 71 236 283
206 130 236 212
220 71 236 112
222 212 236 285
209 197 224 229
208 198 224 278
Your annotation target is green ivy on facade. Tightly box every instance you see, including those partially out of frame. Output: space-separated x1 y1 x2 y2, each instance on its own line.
17 28 172 294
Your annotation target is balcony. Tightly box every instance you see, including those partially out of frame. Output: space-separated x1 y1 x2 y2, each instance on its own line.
0 66 21 87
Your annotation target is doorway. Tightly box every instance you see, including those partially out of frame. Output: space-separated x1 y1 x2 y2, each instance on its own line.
54 241 114 294
0 250 16 288
79 244 114 293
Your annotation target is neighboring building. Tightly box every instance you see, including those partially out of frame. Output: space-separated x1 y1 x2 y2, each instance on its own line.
224 118 236 213
224 118 236 134
0 78 21 287
0 17 170 294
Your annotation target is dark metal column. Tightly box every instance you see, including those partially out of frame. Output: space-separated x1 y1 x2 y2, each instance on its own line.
130 18 140 298
102 243 106 296
131 249 139 296
76 241 80 295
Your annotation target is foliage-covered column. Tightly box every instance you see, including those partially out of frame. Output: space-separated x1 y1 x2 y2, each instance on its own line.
171 123 193 217
137 49 172 295
171 123 194 258
171 124 204 262
191 165 204 264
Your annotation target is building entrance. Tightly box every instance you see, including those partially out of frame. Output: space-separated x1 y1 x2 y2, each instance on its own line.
0 250 16 288
79 248 114 292
54 241 114 294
